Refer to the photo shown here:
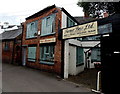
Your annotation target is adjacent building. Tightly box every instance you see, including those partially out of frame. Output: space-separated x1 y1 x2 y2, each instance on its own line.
0 28 22 65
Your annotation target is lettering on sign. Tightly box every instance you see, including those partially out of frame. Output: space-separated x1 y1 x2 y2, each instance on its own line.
62 21 98 39
40 38 56 44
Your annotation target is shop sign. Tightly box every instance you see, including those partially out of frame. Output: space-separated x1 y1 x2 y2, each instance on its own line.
40 37 56 44
62 21 98 39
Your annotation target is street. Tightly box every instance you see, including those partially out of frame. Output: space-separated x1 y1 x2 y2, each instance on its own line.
0 62 2 93
2 63 94 93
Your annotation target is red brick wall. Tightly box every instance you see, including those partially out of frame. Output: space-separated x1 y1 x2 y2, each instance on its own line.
22 7 63 75
2 41 14 63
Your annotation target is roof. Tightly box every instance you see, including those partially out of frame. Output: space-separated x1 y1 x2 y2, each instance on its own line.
0 28 22 40
26 5 79 24
26 5 56 20
74 16 95 24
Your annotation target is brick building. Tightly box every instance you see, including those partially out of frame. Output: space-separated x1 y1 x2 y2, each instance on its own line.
0 28 22 65
22 5 80 76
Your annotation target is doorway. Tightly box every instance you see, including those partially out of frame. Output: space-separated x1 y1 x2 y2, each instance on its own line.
68 45 76 75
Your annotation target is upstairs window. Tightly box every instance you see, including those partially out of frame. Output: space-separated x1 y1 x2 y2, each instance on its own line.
67 17 75 28
26 21 38 38
41 14 55 36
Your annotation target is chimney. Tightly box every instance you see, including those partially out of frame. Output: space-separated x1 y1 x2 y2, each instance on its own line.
3 22 9 29
84 12 89 18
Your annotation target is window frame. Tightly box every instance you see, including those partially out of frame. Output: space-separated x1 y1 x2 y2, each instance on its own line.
91 47 101 63
26 20 38 39
27 46 37 62
76 47 84 66
67 17 76 28
39 45 55 65
41 14 56 36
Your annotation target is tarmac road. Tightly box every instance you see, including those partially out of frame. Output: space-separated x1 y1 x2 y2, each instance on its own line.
2 63 94 93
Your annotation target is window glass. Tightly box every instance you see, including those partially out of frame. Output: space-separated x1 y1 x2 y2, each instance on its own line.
26 21 38 38
76 47 84 65
91 48 101 62
41 14 55 36
67 17 75 28
28 47 36 62
40 45 54 64
82 35 101 41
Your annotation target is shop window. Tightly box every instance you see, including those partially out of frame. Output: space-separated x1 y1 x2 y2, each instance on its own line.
4 41 10 51
91 48 101 62
41 14 55 36
40 45 54 65
26 21 38 38
27 47 36 62
82 35 101 41
76 47 84 66
67 17 75 28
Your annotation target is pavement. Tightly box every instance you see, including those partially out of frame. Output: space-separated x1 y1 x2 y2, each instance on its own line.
1 63 95 93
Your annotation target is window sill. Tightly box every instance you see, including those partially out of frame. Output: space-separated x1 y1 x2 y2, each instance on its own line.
27 58 36 62
26 36 37 40
40 61 54 66
76 63 84 67
40 32 56 37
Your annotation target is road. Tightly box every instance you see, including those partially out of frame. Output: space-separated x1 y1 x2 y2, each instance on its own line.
0 62 2 93
2 63 94 93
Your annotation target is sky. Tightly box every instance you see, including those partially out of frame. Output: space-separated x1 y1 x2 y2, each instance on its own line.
0 0 84 25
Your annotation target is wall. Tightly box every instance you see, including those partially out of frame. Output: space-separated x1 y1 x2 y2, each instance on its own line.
64 39 84 78
2 41 14 63
22 7 63 75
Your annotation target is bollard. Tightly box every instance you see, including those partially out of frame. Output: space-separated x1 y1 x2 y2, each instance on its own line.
92 71 102 93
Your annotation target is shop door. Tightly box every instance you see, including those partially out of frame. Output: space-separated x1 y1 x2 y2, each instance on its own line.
68 45 76 75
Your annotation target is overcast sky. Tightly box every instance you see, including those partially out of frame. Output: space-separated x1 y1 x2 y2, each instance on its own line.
0 0 84 25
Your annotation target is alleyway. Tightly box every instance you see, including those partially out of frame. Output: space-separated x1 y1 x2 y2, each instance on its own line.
2 63 94 93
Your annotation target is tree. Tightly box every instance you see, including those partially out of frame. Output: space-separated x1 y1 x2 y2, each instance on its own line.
77 2 120 18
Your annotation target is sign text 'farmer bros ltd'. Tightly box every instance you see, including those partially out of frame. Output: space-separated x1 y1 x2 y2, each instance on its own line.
62 21 98 39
